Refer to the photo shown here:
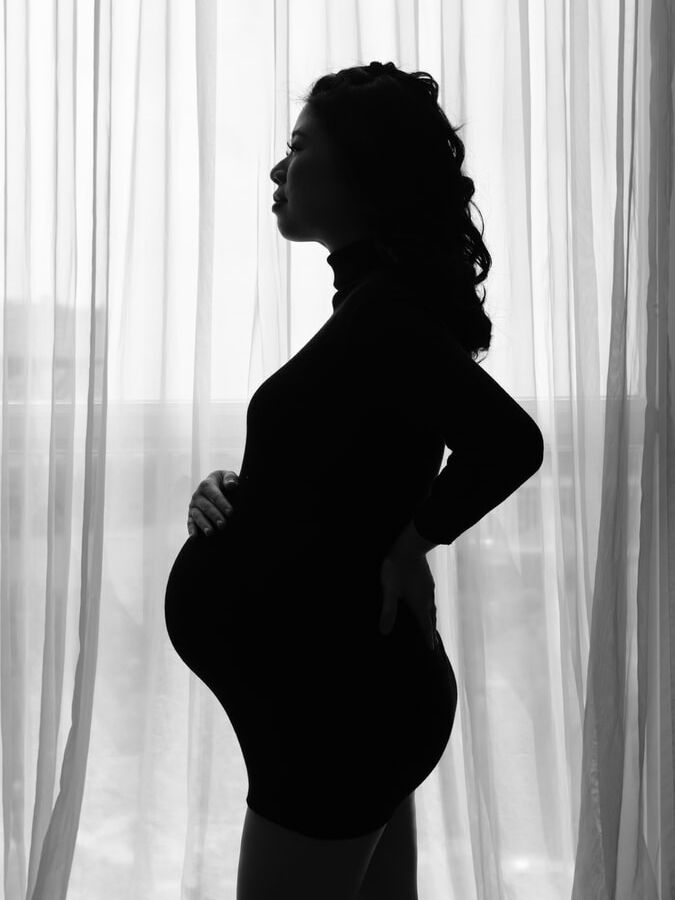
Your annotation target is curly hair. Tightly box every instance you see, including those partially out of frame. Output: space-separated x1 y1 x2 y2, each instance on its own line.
296 60 493 362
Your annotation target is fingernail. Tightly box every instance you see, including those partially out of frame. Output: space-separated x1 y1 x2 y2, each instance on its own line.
216 519 224 528
204 527 212 535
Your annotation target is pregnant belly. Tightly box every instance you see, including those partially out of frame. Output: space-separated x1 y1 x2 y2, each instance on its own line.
164 528 251 670
164 525 457 783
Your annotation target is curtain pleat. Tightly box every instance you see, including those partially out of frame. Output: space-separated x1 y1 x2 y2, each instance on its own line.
20 1 112 898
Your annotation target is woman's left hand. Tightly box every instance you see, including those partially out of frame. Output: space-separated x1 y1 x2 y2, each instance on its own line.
379 552 438 650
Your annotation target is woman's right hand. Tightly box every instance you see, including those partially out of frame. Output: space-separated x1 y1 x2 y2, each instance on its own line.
187 469 239 536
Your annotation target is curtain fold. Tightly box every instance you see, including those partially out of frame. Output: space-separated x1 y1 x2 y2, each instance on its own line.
0 1 672 898
571 0 673 896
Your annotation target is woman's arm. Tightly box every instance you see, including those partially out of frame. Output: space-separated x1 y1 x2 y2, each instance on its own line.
388 517 439 559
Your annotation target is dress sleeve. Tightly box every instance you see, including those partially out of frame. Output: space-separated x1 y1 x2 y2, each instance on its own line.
347 293 545 546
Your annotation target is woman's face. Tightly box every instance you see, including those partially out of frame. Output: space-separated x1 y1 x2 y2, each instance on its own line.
269 105 375 254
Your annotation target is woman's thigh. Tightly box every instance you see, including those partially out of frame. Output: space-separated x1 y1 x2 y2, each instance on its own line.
236 805 387 900
358 792 418 900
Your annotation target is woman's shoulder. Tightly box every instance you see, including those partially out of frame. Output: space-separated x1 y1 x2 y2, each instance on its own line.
344 271 464 357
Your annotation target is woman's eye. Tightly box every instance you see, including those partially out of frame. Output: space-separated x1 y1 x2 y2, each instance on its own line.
285 142 300 157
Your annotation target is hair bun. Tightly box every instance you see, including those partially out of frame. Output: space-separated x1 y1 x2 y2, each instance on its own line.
368 60 396 75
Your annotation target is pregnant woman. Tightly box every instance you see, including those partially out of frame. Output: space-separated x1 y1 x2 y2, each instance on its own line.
165 61 544 900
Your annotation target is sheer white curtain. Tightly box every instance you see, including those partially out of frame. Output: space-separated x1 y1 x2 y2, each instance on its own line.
1 1 672 898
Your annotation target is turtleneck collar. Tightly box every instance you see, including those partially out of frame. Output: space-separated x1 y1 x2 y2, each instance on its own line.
326 236 388 312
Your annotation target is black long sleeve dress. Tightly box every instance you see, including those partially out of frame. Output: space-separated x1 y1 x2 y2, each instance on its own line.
164 236 545 839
